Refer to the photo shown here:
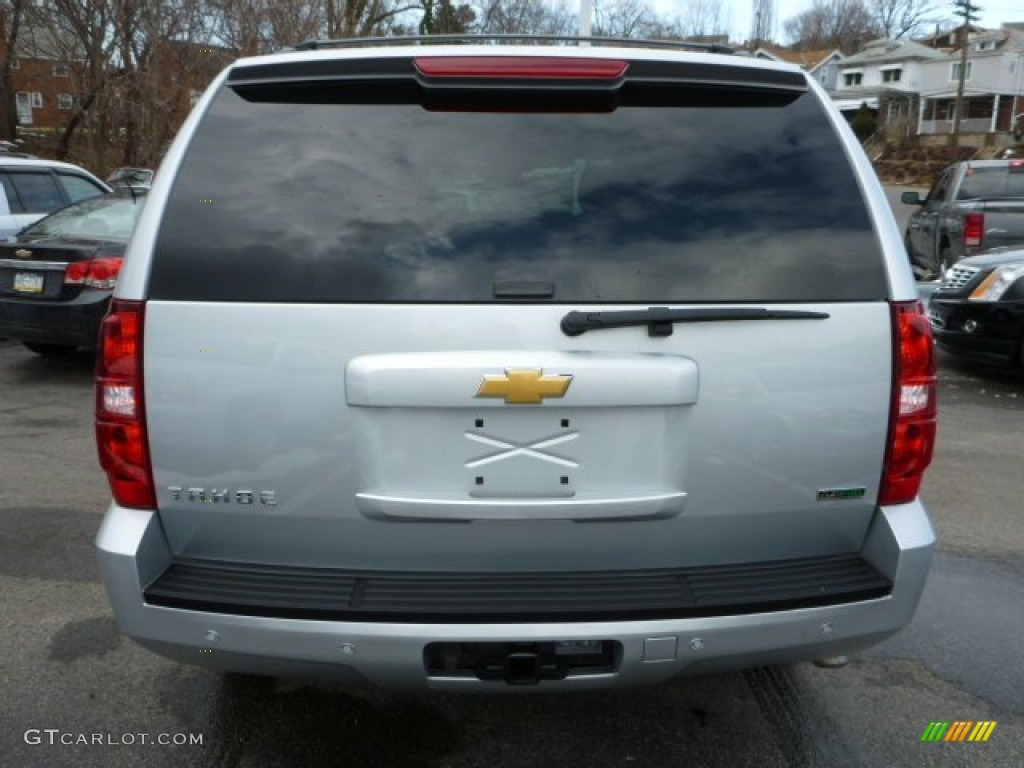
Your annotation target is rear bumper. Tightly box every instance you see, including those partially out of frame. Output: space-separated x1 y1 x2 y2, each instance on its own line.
0 292 109 347
97 501 936 691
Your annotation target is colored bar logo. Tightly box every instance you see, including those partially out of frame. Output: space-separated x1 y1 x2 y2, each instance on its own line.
921 721 997 742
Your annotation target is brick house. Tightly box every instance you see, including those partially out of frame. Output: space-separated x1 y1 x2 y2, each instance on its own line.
0 16 84 138
1 7 233 169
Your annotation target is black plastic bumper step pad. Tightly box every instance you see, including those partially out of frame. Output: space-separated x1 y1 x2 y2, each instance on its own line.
143 553 892 623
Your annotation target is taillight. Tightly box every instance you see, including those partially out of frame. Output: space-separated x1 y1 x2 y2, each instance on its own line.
963 212 984 248
880 301 937 505
64 257 123 289
95 299 154 508
414 57 628 79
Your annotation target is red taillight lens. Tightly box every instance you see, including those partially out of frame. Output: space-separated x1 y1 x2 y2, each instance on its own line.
95 299 154 508
963 212 984 248
65 257 123 289
880 301 937 505
84 257 122 289
414 57 628 79
64 261 88 284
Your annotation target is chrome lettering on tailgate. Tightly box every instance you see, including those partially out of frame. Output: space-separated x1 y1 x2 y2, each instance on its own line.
167 486 277 505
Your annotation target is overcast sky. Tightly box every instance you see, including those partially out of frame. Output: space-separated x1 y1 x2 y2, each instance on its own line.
650 0 1024 44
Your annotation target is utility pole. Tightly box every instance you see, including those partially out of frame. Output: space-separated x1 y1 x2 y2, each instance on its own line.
950 0 981 147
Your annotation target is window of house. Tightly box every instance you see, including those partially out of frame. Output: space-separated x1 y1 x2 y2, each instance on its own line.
951 61 972 80
58 93 73 110
10 58 19 71
54 62 70 77
976 41 994 51
30 92 43 108
882 69 902 83
843 72 863 87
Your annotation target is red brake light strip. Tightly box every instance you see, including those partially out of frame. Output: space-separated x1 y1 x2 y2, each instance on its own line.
414 57 628 80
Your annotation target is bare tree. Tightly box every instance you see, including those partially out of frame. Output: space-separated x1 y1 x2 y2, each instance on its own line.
869 0 937 40
331 0 420 38
592 0 657 38
420 0 474 33
783 0 881 52
677 0 729 38
0 0 26 140
475 0 574 35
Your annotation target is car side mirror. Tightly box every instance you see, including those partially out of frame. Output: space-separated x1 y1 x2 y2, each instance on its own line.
900 191 925 206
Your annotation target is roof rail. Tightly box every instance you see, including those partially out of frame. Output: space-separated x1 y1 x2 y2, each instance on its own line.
292 34 734 55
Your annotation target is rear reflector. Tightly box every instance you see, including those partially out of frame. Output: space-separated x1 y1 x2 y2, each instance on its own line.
414 57 628 80
880 302 936 505
95 299 155 509
963 212 984 248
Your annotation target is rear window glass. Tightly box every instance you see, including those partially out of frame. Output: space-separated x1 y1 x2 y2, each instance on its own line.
957 165 1024 200
151 68 886 303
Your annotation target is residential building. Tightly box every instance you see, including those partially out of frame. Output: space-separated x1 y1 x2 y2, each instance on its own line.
2 16 85 136
915 24 1024 137
833 38 947 133
753 46 845 93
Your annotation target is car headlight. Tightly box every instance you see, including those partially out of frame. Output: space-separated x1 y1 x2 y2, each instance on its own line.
969 264 1024 301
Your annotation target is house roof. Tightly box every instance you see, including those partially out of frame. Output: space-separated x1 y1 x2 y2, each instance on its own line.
841 38 947 66
754 46 843 72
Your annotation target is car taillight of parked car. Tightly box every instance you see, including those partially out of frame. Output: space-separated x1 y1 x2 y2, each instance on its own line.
95 299 155 508
880 301 937 506
963 213 984 248
64 257 123 289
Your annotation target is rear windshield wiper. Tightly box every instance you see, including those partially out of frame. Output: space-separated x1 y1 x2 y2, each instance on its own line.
561 306 830 337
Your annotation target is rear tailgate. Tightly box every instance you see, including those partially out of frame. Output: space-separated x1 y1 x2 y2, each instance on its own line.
978 201 1024 251
144 301 891 571
141 49 894 573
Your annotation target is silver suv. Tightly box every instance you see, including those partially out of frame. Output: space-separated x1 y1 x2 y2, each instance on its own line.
96 37 937 690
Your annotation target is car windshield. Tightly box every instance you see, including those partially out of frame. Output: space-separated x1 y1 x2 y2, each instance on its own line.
957 165 1024 200
22 195 145 240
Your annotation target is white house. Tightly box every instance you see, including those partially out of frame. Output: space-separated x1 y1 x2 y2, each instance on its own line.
833 38 947 116
915 24 1024 137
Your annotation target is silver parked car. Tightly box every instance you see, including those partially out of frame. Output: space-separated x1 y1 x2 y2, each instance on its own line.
96 36 937 690
0 157 110 240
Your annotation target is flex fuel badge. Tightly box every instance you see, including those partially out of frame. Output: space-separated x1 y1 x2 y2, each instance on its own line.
817 487 867 501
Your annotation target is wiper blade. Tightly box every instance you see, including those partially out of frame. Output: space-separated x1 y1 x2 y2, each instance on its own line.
560 306 830 337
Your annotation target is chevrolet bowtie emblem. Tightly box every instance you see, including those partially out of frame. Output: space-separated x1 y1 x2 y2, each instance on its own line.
15 249 32 259
476 368 573 405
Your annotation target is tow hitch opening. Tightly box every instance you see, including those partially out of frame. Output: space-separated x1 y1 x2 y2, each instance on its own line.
425 641 621 684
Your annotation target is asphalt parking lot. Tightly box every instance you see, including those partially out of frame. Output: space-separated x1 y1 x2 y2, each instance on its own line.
1 189 1022 767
